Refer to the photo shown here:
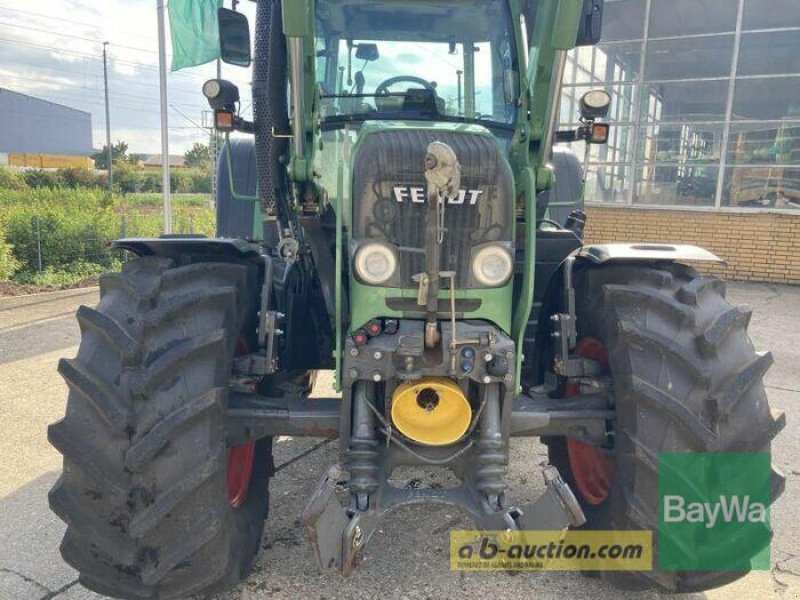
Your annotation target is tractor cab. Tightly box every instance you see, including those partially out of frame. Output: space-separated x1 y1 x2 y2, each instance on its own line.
313 0 520 134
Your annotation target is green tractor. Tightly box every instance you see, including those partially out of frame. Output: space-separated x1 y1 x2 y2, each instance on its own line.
49 0 784 598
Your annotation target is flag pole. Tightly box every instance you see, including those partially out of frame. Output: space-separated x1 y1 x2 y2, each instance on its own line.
157 0 172 234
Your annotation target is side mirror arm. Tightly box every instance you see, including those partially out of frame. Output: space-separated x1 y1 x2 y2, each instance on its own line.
554 120 610 146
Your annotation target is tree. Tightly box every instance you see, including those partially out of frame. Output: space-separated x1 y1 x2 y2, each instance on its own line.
184 143 212 169
92 141 136 170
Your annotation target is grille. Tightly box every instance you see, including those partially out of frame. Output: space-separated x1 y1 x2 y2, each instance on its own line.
352 129 514 288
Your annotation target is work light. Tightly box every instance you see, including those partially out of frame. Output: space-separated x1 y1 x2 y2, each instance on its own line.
202 79 240 110
579 89 612 120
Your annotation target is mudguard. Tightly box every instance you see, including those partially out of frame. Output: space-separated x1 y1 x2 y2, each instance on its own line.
111 236 261 259
577 243 725 265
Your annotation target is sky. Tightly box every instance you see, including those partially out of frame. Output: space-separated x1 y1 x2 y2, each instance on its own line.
0 0 258 155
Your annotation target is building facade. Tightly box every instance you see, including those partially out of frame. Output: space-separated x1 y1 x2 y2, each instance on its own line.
559 0 800 283
0 88 94 160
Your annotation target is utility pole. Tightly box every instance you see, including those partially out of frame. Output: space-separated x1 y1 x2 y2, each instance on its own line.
157 0 172 234
103 42 113 191
214 58 222 203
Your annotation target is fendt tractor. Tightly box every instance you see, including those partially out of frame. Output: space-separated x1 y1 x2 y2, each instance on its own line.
48 0 785 598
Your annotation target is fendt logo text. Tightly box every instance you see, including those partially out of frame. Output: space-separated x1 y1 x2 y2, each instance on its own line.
663 495 767 529
392 185 484 205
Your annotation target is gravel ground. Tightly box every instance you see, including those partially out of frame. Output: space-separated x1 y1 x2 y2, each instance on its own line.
0 283 797 600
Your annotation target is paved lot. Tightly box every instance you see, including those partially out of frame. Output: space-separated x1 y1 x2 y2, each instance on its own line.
0 283 798 600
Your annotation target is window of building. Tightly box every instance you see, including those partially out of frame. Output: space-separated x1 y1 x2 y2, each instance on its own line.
743 0 800 31
738 31 800 77
649 0 737 37
603 0 647 42
723 166 800 209
732 77 800 121
557 0 800 210
645 35 734 81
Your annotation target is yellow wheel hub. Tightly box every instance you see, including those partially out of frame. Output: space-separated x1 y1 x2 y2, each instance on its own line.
390 378 472 446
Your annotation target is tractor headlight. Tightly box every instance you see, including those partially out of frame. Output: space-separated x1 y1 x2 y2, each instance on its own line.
354 242 398 286
471 244 513 287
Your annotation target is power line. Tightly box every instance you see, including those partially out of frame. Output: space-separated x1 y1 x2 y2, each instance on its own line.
0 49 205 95
0 87 203 120
0 33 254 96
0 4 155 44
0 33 213 82
0 72 208 110
0 20 154 53
170 104 208 131
0 97 205 132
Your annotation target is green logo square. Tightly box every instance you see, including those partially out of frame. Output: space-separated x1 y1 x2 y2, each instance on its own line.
658 452 771 572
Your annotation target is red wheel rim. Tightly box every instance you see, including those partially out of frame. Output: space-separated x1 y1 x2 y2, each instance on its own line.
227 337 256 508
227 442 256 508
565 337 614 505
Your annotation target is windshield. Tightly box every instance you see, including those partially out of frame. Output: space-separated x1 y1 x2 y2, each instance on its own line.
314 0 519 127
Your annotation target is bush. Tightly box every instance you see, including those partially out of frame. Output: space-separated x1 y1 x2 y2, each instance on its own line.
0 168 27 191
190 168 213 194
23 169 60 189
0 223 20 281
0 185 216 288
114 161 145 194
13 259 120 288
58 168 103 189
169 168 210 194
0 165 212 195
0 188 121 273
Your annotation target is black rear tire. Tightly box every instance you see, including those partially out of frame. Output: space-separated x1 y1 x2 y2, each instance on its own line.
548 262 785 592
49 257 272 599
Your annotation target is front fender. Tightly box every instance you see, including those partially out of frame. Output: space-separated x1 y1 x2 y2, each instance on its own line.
576 243 724 265
111 236 262 260
521 242 724 386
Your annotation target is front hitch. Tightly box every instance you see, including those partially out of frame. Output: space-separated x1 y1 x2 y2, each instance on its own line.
302 462 585 576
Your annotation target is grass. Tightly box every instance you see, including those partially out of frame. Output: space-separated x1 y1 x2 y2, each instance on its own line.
124 193 212 209
13 260 120 288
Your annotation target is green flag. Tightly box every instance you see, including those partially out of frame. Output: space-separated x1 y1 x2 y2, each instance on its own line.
168 0 223 71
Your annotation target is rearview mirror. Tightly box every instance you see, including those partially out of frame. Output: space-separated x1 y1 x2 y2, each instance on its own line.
218 8 251 67
355 43 380 62
576 0 604 47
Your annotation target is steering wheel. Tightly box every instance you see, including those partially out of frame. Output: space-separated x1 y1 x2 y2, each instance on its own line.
375 75 436 96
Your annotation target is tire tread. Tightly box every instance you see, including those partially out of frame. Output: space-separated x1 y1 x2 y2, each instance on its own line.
50 258 270 600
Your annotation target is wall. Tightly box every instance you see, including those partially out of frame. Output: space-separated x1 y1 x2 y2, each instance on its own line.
584 205 800 284
8 154 94 169
0 88 94 157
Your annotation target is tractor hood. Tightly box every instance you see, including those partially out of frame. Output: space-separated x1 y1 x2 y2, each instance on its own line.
350 122 515 290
